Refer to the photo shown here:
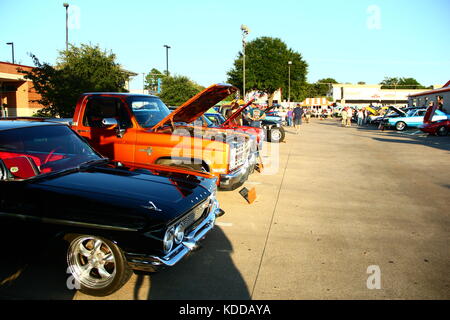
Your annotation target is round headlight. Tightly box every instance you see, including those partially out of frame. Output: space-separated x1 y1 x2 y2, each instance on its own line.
163 227 175 253
174 224 185 244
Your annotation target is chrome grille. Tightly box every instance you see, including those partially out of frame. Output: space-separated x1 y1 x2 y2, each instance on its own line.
179 212 195 228
180 200 209 229
234 140 247 168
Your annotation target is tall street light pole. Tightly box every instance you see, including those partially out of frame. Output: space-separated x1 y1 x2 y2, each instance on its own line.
6 42 14 64
163 45 171 76
241 25 250 101
63 3 69 51
288 61 292 107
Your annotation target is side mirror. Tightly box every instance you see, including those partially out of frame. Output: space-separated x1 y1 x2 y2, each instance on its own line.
102 118 118 128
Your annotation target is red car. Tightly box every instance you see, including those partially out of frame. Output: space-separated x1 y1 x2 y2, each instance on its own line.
204 100 265 149
221 100 265 145
419 104 450 136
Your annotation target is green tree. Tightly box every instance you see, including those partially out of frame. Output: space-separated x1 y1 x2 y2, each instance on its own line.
19 44 129 117
312 78 338 97
318 78 338 85
227 37 308 104
298 78 338 100
159 75 204 106
380 77 426 89
145 68 165 93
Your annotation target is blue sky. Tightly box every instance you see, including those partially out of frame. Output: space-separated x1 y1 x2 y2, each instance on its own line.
1 0 449 90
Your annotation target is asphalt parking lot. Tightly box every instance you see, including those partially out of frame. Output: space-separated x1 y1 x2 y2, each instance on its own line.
1 119 449 300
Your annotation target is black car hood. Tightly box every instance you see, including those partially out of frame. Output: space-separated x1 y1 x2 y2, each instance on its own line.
32 165 213 228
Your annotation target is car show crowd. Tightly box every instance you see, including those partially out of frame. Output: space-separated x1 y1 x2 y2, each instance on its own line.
245 94 449 136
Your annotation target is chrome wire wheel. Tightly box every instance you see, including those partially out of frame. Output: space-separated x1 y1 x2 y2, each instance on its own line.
67 236 117 290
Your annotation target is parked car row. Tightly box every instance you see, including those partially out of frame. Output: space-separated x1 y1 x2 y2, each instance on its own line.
0 83 288 297
339 104 449 136
378 106 449 134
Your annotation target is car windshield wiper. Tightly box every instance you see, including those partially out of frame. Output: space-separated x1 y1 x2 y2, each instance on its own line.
30 167 81 181
79 158 110 170
26 159 108 182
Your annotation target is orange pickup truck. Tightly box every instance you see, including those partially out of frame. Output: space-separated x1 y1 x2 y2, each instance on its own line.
71 84 253 190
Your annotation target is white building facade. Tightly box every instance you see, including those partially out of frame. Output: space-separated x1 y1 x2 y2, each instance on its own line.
330 84 426 108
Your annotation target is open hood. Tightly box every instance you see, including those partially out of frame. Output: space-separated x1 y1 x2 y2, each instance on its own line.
366 106 379 116
423 104 438 124
222 99 255 126
386 106 406 117
152 83 237 131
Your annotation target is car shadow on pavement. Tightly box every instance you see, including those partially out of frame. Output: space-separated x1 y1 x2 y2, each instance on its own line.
133 227 251 300
371 134 450 153
282 127 296 134
315 120 450 152
316 119 379 130
0 232 76 300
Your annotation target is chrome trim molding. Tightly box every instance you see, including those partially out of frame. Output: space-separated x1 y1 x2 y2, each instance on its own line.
0 211 138 232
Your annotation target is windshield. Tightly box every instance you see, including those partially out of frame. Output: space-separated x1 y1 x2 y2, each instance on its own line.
0 125 101 180
406 110 416 117
128 96 170 128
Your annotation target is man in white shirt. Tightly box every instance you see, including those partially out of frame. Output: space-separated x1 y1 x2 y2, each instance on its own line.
346 108 353 127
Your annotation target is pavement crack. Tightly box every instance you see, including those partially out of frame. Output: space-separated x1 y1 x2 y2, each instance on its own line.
250 143 292 299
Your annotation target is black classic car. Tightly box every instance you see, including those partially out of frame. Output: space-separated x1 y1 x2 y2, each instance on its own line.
0 119 224 296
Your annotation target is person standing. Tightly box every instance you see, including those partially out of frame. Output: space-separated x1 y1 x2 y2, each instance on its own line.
363 107 369 125
341 107 348 127
287 107 293 127
293 104 303 134
437 96 446 113
230 101 244 126
346 107 353 127
357 108 364 126
305 107 311 123
248 104 265 128
225 101 240 123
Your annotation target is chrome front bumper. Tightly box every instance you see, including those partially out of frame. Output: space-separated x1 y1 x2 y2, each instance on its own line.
126 200 224 272
249 151 257 168
219 159 251 190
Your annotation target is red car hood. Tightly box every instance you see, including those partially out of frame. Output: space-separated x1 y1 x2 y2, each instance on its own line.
152 83 237 131
423 104 438 124
222 99 255 126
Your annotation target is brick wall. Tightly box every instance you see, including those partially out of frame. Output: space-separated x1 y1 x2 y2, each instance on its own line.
0 62 33 74
0 61 44 116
